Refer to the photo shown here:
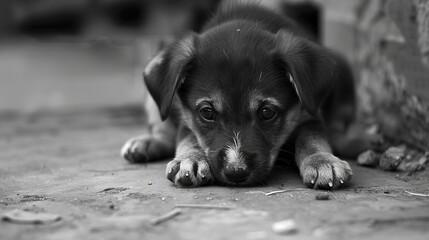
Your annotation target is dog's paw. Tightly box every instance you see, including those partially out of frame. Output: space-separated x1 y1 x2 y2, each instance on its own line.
166 152 214 187
121 134 174 163
300 152 352 189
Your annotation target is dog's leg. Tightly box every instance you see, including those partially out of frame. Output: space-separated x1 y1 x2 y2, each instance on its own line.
323 53 384 158
329 123 385 159
121 89 177 163
166 128 214 188
121 119 177 163
295 121 353 189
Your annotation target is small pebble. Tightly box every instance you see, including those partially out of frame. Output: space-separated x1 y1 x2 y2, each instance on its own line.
313 228 328 237
315 193 330 200
357 150 380 167
148 182 153 185
161 197 166 201
380 146 406 171
206 197 213 201
272 219 297 234
366 124 379 135
233 198 239 201
397 152 428 172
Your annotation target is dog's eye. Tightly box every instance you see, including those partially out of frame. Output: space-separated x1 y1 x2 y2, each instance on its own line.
261 108 276 120
200 107 215 120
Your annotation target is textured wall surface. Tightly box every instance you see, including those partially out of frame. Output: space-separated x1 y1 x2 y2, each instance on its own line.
321 0 429 151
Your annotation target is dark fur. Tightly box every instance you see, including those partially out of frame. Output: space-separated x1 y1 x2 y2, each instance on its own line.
122 3 375 189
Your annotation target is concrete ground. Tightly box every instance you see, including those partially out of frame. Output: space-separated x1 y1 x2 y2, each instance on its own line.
1 107 429 240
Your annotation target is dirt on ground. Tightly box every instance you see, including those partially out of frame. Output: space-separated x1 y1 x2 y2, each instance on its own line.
0 107 429 240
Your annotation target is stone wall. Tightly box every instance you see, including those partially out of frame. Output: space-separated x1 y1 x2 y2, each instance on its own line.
321 0 429 151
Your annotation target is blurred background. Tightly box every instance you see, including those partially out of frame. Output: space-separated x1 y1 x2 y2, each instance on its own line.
0 0 221 113
0 0 428 152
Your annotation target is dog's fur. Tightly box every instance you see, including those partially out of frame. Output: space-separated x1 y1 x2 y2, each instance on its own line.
121 3 374 189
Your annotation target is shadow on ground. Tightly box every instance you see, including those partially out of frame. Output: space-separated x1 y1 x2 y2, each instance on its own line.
0 108 429 240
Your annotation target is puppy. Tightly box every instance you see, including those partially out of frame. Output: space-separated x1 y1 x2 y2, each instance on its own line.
121 3 361 189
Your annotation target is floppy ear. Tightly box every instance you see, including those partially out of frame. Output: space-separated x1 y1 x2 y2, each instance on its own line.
275 30 337 115
143 33 198 120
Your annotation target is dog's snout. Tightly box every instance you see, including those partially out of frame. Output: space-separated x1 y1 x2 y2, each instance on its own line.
216 149 226 162
242 152 257 163
223 151 256 183
224 166 250 183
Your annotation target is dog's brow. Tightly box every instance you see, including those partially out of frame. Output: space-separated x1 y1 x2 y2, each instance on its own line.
195 93 223 111
249 93 282 111
195 98 212 106
264 97 281 107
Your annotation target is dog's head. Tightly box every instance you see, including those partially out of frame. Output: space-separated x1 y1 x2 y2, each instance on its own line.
144 21 337 186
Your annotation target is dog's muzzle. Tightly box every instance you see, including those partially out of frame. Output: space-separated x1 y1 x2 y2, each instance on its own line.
221 151 257 184
224 165 250 183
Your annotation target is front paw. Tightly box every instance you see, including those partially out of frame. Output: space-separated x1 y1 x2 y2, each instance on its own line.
166 151 214 188
121 134 174 163
300 153 352 189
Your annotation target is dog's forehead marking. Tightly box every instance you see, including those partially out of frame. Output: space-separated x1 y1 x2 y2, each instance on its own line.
249 92 282 112
195 98 211 106
195 91 224 112
264 97 281 107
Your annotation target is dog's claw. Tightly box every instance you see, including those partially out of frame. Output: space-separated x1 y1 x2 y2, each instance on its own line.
300 153 352 190
166 152 213 188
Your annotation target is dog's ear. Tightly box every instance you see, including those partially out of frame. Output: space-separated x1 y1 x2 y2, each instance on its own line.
143 33 198 120
275 30 337 115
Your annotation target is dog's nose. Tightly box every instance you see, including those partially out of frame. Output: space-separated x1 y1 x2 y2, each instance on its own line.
224 166 250 183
